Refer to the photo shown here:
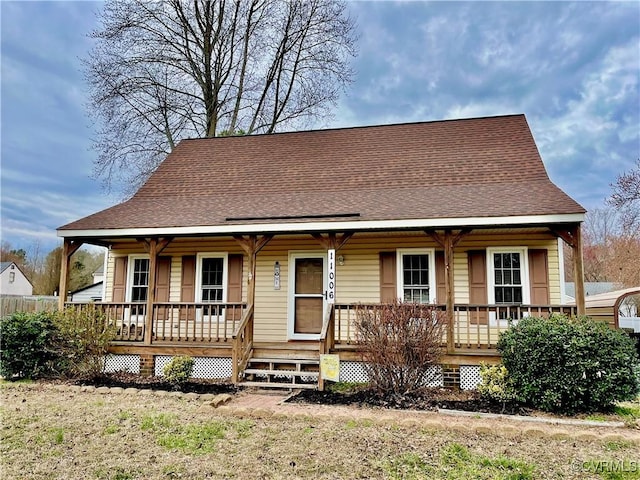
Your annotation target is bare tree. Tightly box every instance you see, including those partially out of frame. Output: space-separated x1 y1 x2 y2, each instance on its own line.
608 159 640 234
85 0 357 193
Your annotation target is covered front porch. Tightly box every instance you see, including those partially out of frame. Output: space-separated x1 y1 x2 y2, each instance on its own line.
59 224 587 390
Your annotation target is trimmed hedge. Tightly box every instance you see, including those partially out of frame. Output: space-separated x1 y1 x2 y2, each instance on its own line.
498 315 639 414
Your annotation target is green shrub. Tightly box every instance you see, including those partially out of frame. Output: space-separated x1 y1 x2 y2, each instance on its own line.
53 305 116 379
477 363 516 406
498 315 640 414
163 356 194 389
0 312 60 379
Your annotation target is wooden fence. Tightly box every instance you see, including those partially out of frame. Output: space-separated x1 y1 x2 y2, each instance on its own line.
0 295 59 317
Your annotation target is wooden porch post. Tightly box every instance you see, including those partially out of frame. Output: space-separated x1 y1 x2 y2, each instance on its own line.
426 229 470 354
444 230 455 353
58 239 83 310
551 224 585 316
572 225 586 316
142 237 173 345
145 239 158 345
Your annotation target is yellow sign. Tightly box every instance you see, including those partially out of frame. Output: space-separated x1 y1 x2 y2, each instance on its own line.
320 354 340 382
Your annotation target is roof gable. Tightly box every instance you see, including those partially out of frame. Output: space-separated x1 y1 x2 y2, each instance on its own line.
59 114 585 233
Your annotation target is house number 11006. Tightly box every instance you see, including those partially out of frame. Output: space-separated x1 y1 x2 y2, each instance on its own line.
327 249 335 304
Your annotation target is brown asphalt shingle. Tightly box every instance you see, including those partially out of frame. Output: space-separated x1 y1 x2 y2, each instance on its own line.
59 114 585 232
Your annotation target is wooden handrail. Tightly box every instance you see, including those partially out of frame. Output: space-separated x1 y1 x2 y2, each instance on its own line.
232 303 254 339
232 303 254 383
318 303 335 391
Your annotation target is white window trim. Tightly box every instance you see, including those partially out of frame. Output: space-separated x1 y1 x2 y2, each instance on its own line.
287 251 327 341
125 254 150 303
396 248 437 304
487 247 530 325
195 253 229 303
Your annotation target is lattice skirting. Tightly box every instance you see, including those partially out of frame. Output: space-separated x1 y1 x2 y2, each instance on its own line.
154 356 232 379
104 354 140 374
339 361 443 387
460 365 482 390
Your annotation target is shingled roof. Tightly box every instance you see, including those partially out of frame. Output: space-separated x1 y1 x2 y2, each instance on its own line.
59 114 584 236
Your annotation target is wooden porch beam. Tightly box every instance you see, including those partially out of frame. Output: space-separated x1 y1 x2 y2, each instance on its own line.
58 239 83 310
311 232 353 251
140 237 173 255
425 228 471 249
233 235 274 306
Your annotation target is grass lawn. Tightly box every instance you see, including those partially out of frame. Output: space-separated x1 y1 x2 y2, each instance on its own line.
1 382 639 479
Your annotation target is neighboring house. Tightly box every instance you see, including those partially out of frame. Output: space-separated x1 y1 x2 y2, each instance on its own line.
69 282 104 303
565 282 620 300
0 262 33 296
69 265 106 303
57 114 587 389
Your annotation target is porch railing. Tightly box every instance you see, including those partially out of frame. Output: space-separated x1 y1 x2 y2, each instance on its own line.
152 302 245 342
232 304 254 383
65 302 246 343
334 303 578 350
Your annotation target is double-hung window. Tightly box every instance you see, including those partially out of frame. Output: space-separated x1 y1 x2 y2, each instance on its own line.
493 252 523 304
487 248 530 322
397 249 436 304
196 254 228 322
201 257 224 302
128 256 150 302
196 254 228 303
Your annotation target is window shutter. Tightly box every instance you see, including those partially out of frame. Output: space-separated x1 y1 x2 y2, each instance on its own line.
226 254 244 322
154 257 171 321
180 256 196 302
112 256 127 302
435 251 446 304
468 250 488 325
528 249 549 305
227 254 243 303
155 257 171 302
379 252 397 303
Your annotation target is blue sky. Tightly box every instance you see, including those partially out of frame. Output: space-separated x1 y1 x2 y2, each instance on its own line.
1 1 639 253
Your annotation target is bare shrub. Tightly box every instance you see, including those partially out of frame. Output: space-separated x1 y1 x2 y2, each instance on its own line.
53 305 116 380
354 301 446 395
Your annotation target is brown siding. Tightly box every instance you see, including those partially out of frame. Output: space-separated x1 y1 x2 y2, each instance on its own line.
468 250 488 324
435 251 446 304
528 249 550 305
379 252 397 302
180 256 196 302
112 256 127 302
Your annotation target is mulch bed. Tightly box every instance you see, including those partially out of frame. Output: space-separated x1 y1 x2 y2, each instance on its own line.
286 386 532 416
73 372 237 395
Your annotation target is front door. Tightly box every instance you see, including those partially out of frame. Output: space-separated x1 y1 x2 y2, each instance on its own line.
289 253 326 339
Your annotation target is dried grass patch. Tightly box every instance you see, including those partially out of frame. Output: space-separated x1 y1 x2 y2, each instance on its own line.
1 382 638 479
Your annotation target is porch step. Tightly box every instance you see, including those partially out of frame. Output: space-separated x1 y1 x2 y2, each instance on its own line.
239 357 320 390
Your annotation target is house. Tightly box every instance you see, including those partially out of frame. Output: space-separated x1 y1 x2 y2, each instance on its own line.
69 264 105 303
0 262 33 296
57 114 586 389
